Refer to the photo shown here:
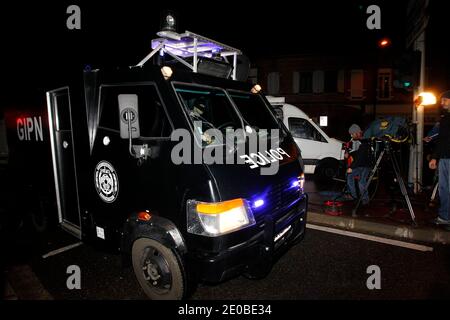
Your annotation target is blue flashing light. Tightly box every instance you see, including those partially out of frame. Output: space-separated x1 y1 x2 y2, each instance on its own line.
291 180 300 188
253 199 265 209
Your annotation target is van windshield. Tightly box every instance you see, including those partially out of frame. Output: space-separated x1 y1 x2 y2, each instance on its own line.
228 91 279 131
175 84 242 133
174 84 286 146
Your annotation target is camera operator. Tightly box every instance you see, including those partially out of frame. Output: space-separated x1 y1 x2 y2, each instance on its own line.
429 90 450 226
345 124 372 209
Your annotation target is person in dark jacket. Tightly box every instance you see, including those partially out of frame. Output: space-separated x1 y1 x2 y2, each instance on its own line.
345 124 372 207
429 90 450 225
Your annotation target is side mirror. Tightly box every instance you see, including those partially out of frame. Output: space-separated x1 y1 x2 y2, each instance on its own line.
118 94 140 139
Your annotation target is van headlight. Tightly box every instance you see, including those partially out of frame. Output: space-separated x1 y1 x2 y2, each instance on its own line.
187 198 256 237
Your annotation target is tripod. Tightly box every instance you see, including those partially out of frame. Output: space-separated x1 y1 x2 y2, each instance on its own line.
352 139 418 226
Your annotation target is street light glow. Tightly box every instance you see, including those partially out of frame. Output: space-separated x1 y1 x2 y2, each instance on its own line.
378 38 391 48
417 92 437 106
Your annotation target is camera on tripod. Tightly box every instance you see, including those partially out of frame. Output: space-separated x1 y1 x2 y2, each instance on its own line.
363 116 411 144
352 117 417 225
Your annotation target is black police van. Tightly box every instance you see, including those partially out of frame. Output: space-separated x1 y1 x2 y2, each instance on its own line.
4 28 307 299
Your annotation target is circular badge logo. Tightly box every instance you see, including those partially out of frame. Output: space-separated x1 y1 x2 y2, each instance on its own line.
94 161 119 203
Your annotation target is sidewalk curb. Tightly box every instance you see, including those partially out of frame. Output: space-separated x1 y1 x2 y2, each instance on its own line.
3 280 18 300
5 265 53 300
307 211 450 245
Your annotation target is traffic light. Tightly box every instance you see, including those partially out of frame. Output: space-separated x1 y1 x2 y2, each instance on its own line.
393 50 421 91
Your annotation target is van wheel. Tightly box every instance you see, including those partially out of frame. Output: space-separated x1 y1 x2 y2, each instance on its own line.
315 159 339 182
132 238 185 300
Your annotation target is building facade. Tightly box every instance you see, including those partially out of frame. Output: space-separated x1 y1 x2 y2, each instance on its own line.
253 52 413 140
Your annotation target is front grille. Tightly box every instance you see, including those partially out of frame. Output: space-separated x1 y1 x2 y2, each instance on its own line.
253 179 302 223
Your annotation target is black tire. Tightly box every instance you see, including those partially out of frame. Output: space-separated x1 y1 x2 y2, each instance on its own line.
132 238 185 300
315 159 339 182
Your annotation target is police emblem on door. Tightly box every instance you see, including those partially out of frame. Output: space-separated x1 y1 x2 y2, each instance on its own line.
94 161 119 203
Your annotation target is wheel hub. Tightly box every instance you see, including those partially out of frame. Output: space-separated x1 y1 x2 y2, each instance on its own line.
143 261 161 282
141 247 172 291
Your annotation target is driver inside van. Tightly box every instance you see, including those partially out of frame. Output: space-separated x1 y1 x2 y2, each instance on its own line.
189 98 214 145
191 100 206 119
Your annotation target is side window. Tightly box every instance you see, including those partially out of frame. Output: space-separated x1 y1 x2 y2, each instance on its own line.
98 89 119 130
288 117 326 142
299 72 313 93
267 72 280 95
54 90 72 131
99 84 172 138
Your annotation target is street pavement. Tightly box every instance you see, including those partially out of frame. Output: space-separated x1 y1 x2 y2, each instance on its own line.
305 173 450 244
4 226 450 300
2 170 450 300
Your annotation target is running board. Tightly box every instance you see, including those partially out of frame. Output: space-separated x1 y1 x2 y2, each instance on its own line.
61 220 81 239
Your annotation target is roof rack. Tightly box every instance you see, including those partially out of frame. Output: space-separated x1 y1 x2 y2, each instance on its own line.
136 30 242 80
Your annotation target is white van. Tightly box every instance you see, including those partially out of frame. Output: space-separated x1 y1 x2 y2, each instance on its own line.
267 96 344 180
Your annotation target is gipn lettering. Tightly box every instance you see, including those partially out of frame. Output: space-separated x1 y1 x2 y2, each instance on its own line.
17 116 43 141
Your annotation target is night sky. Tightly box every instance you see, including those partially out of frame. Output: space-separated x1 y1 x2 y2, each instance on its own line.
0 0 408 103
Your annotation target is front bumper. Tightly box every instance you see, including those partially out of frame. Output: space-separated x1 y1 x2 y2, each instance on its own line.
193 194 308 283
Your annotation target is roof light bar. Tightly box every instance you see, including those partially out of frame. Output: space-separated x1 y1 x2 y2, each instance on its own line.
136 30 242 80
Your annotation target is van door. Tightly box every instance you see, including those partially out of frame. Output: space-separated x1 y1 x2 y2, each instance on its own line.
87 83 174 241
46 87 81 238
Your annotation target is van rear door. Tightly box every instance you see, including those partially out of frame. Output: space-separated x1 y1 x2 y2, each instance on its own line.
46 87 81 238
